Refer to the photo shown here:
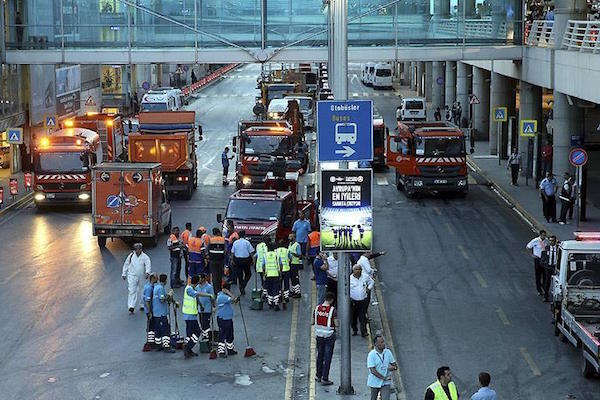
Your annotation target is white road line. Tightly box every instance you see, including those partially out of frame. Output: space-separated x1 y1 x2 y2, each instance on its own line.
473 271 488 288
520 347 542 376
201 175 220 186
496 308 511 325
458 244 470 260
375 175 389 186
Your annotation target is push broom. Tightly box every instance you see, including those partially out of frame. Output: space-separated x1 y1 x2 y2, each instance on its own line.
238 300 256 357
209 311 218 360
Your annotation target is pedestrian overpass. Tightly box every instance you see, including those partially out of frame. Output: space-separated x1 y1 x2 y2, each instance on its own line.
3 0 522 64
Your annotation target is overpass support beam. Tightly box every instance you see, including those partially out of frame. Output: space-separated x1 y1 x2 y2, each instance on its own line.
401 61 411 86
445 61 456 108
553 92 584 178
518 82 542 178
472 66 490 140
489 72 512 155
425 62 433 101
456 62 471 126
410 62 417 91
432 61 444 111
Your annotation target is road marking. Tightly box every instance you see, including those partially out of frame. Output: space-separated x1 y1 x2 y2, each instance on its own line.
433 207 442 216
284 295 300 400
496 308 511 325
201 175 220 186
352 92 359 97
473 271 488 288
457 244 469 260
445 222 455 235
308 282 317 400
520 347 542 376
375 175 389 186
0 268 20 286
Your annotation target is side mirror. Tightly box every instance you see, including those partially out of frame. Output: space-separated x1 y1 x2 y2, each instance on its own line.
470 147 475 154
216 213 223 224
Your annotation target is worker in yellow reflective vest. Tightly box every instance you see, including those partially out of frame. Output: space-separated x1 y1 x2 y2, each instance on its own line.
288 233 302 298
424 366 458 400
259 242 281 311
254 237 270 298
182 275 215 359
276 243 292 309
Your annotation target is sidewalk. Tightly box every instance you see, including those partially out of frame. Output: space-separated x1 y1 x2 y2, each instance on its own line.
468 140 600 239
0 170 33 216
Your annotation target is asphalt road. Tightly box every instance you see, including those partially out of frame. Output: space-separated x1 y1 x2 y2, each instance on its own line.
345 70 600 399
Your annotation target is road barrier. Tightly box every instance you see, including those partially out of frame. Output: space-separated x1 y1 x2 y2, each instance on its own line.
181 63 241 99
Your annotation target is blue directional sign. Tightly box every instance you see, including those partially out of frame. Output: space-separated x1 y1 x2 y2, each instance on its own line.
317 100 373 162
7 128 23 144
569 148 588 167
492 107 507 122
520 120 537 137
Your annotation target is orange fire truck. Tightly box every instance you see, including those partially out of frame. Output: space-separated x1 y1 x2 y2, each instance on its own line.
386 121 468 198
234 120 306 189
33 128 103 206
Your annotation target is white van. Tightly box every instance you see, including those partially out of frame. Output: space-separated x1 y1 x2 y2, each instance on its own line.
399 97 426 121
267 98 290 120
362 62 376 85
140 87 184 112
373 63 393 89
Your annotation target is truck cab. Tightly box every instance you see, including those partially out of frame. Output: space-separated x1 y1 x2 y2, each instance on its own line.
551 232 600 378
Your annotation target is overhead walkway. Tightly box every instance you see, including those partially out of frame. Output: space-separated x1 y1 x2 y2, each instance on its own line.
3 0 522 64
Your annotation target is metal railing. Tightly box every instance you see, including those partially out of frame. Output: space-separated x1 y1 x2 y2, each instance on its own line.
526 20 554 47
562 20 600 53
436 18 507 38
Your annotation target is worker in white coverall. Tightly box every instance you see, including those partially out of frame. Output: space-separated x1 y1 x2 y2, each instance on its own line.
122 243 152 314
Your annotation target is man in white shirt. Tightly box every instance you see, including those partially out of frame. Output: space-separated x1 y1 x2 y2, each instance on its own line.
542 235 559 303
350 264 374 337
357 251 386 279
231 230 255 295
526 230 548 297
122 243 152 314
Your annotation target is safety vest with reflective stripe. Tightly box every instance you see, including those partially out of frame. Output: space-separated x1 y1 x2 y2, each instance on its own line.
264 251 280 277
314 304 335 338
427 381 458 400
276 247 290 272
187 237 203 263
288 241 301 265
182 285 198 316
256 242 267 273
208 236 225 259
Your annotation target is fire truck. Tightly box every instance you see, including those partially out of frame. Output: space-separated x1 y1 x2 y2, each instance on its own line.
386 121 468 198
64 113 126 162
33 128 103 206
233 121 305 189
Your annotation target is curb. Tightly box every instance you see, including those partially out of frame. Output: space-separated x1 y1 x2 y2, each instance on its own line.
0 192 33 217
467 156 555 237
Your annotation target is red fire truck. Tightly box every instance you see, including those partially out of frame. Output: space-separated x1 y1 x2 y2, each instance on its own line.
33 128 103 206
64 113 126 162
386 121 468 198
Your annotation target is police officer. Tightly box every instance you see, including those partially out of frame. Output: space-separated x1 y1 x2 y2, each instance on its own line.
182 275 214 358
143 273 158 351
216 282 239 357
288 233 303 298
153 274 176 353
207 227 226 293
196 273 214 341
425 366 458 400
276 241 292 308
167 227 184 288
260 242 282 311
255 237 270 298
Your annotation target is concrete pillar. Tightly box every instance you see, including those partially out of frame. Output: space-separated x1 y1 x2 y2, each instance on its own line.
553 0 587 49
410 62 417 91
553 92 584 177
401 61 411 86
432 61 444 111
416 61 425 96
459 0 477 17
518 82 542 178
456 62 471 125
489 72 511 155
445 61 456 108
472 67 490 140
433 0 450 17
425 62 433 101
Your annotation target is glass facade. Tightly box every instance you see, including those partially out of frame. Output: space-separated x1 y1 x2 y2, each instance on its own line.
6 0 521 50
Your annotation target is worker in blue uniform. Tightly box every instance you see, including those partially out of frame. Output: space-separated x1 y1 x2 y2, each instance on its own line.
152 274 176 353
143 273 158 351
216 282 239 357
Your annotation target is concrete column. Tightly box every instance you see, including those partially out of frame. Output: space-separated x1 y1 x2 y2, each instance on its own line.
518 82 542 177
553 0 587 49
425 62 433 101
432 61 444 111
489 72 511 155
410 62 417 91
433 0 450 17
472 67 490 140
459 0 477 17
456 62 471 125
416 61 425 96
401 61 411 86
445 61 456 108
553 92 584 177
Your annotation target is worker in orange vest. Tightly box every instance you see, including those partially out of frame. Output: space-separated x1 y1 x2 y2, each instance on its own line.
181 222 192 279
207 228 226 293
167 226 184 288
199 226 210 276
307 227 321 270
187 228 204 278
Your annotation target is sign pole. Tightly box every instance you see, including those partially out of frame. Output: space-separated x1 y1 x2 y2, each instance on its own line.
577 165 581 230
497 121 501 166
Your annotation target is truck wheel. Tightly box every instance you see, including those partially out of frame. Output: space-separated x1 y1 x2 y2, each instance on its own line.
581 350 596 379
164 216 172 234
98 237 107 248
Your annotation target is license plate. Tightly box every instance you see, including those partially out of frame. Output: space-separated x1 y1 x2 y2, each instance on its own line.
434 179 447 184
46 193 55 199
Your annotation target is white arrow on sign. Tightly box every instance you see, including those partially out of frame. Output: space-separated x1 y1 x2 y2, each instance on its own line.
335 146 356 158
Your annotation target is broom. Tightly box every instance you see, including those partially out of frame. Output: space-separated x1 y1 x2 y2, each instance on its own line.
238 299 256 357
209 310 218 359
